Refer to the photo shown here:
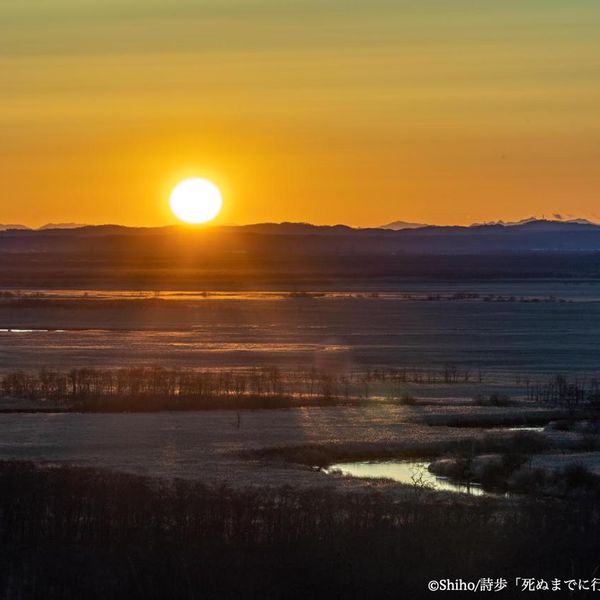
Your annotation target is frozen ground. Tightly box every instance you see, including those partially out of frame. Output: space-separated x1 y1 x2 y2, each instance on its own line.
0 404 591 495
0 407 455 487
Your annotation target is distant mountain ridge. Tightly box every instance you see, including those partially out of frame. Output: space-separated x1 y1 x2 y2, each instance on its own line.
38 222 88 230
2 217 598 234
0 222 91 232
381 217 598 230
380 220 431 230
4 218 600 259
469 217 596 227
4 218 600 287
2 217 600 249
0 224 29 231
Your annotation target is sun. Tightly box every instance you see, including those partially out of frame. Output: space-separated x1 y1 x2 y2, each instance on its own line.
169 178 223 224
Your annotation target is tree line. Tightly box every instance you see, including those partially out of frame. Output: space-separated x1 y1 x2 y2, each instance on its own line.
0 364 478 411
524 374 600 410
0 461 598 599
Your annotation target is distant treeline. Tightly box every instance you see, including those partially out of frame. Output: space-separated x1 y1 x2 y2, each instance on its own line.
0 461 599 599
524 374 600 408
0 365 478 411
0 290 570 304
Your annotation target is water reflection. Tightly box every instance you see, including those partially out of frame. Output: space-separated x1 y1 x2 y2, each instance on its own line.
325 461 488 496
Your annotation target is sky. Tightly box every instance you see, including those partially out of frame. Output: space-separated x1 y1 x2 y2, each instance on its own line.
2 0 600 227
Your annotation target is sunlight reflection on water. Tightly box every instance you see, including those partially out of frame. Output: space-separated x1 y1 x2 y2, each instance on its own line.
325 461 488 496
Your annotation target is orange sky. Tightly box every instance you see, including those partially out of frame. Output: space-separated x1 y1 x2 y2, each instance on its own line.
2 1 600 227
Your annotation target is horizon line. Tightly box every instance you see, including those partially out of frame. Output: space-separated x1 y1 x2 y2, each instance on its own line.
1 216 598 232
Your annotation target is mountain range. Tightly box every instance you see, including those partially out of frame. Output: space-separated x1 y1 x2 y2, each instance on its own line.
0 223 86 231
381 217 597 230
3 218 600 287
2 217 600 256
3 217 597 233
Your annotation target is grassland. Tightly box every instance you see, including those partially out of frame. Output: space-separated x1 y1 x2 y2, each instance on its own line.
2 284 600 596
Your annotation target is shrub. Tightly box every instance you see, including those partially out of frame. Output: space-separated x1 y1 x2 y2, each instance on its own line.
400 393 416 406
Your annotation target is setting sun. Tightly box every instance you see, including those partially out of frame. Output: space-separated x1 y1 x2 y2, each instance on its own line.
169 178 223 224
